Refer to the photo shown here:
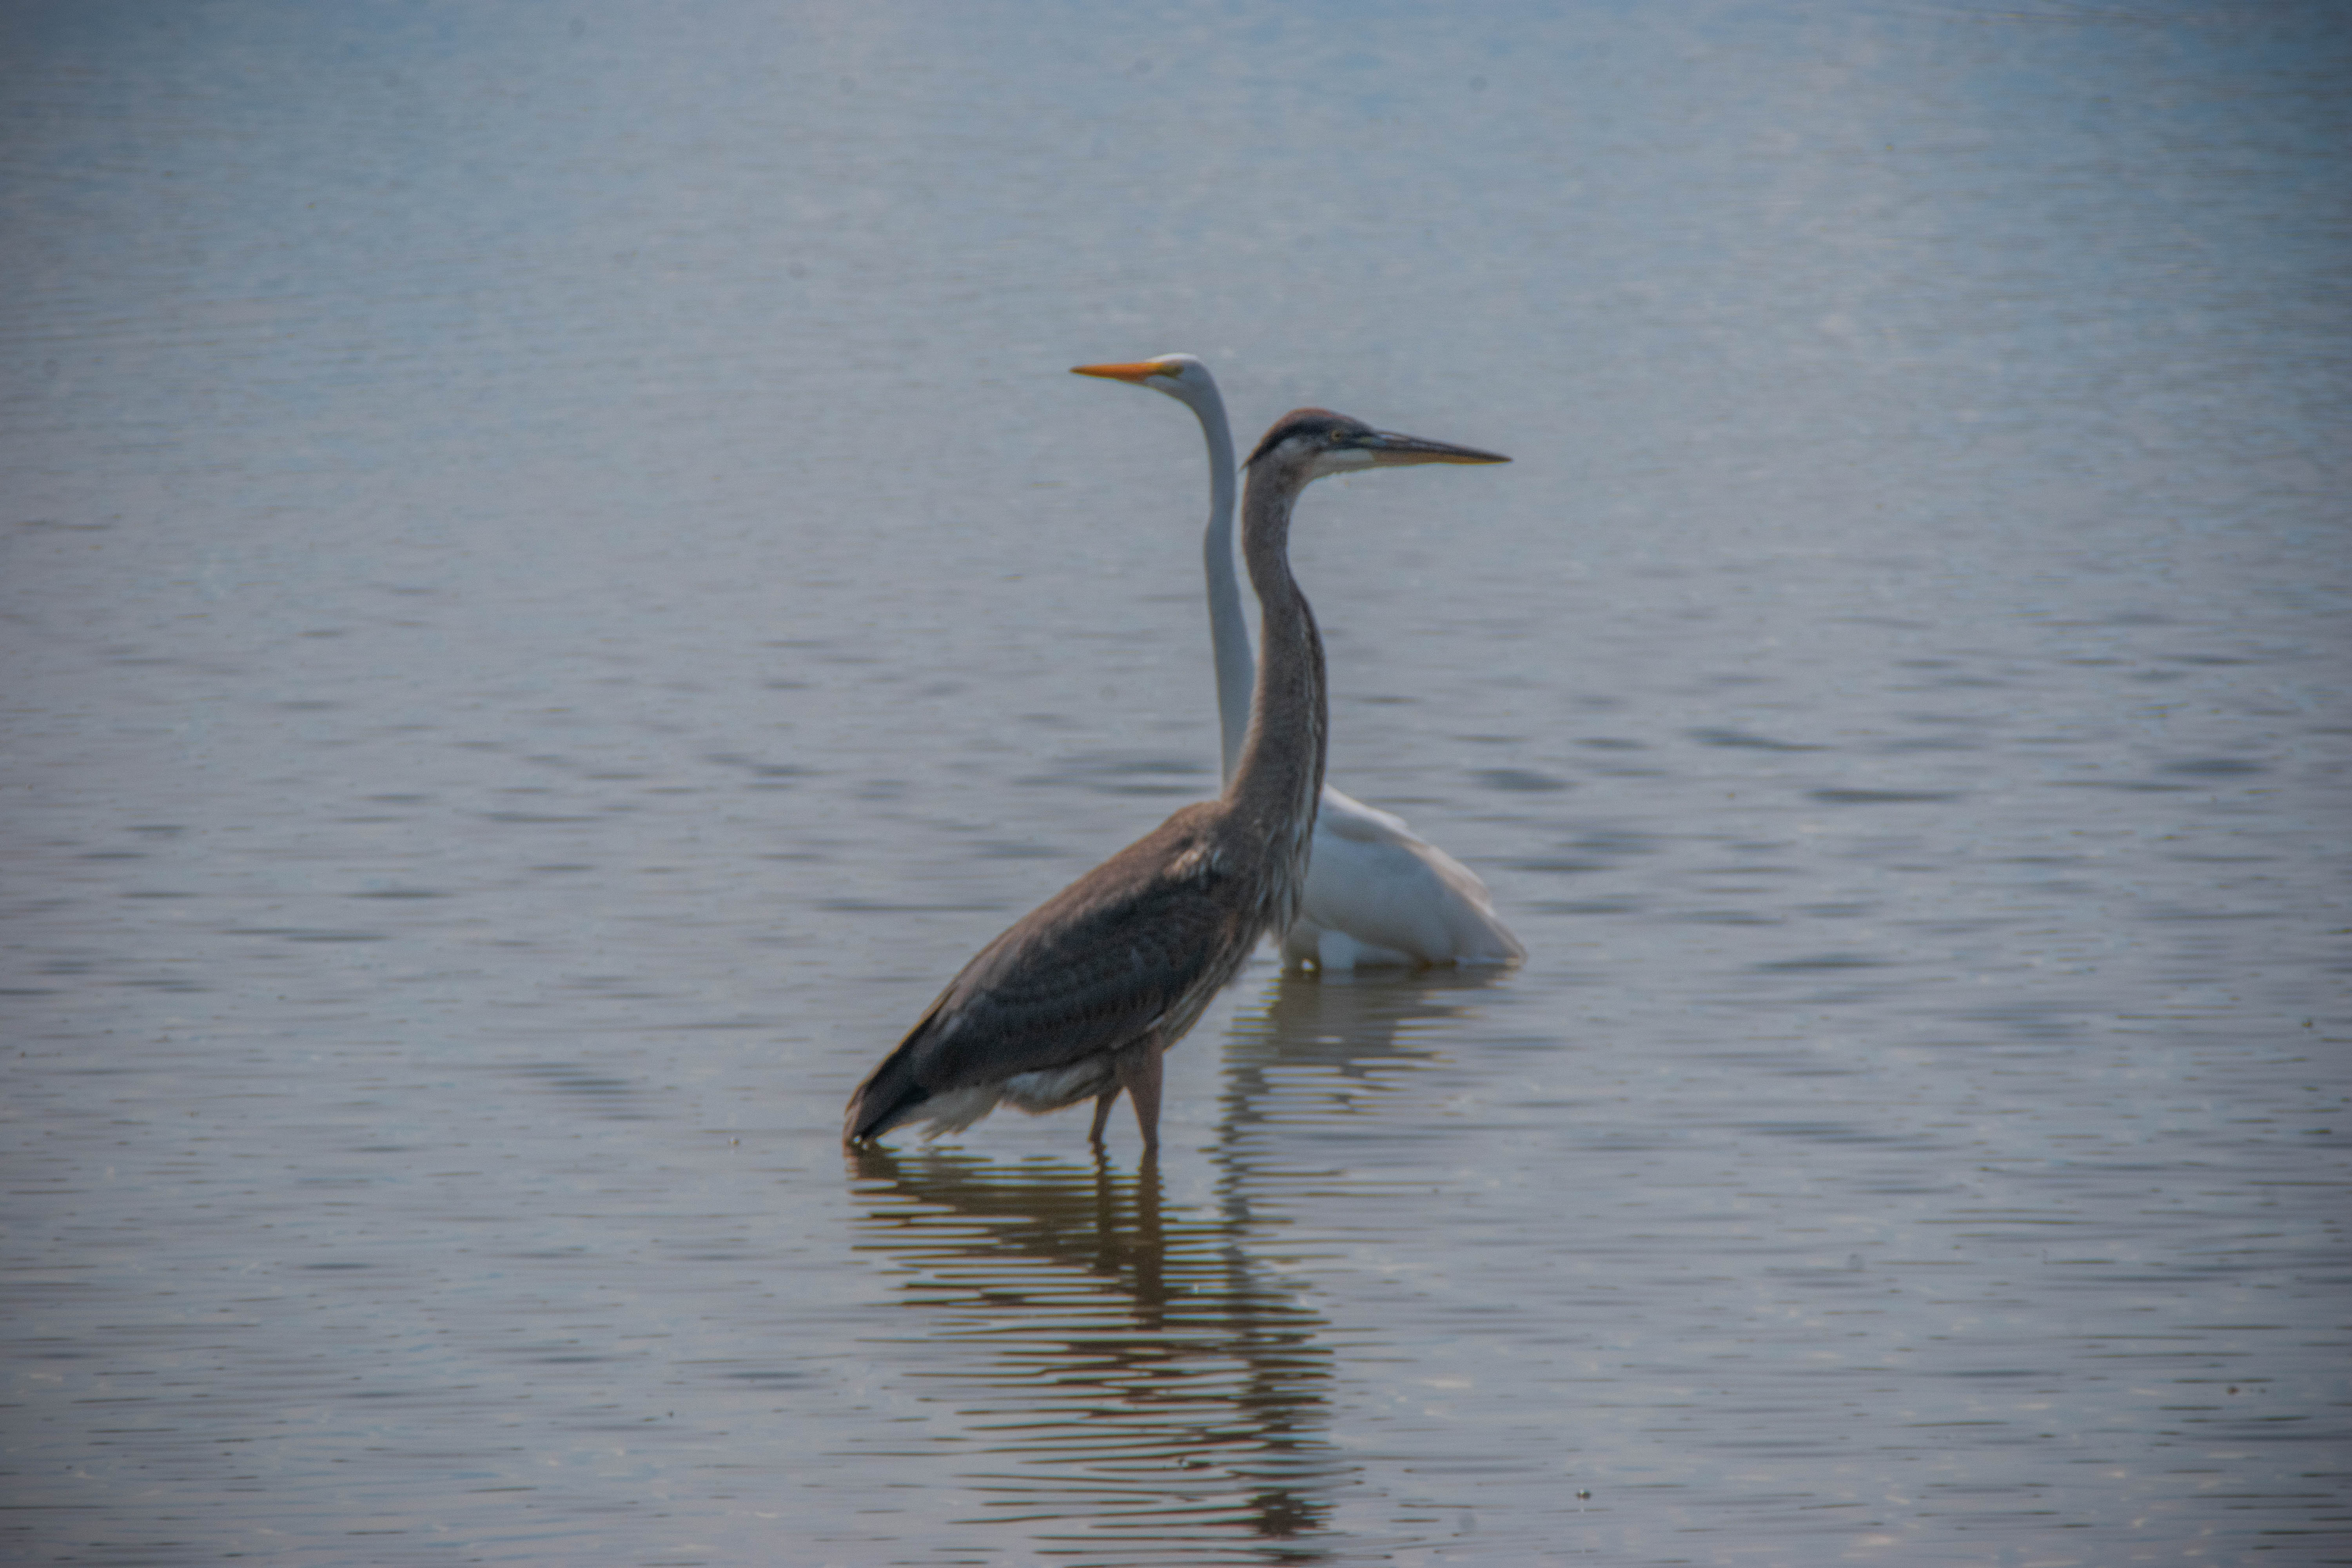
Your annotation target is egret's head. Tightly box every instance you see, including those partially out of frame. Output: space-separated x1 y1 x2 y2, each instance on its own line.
1071 353 1218 414
1244 408 1510 483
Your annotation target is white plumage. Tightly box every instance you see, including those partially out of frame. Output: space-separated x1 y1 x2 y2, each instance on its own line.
1073 354 1524 970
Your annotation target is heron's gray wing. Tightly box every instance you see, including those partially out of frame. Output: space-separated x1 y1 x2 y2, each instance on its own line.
906 806 1238 1089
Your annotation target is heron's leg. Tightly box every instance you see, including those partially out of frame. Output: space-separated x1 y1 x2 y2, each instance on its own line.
1087 1088 1120 1149
1117 1045 1163 1156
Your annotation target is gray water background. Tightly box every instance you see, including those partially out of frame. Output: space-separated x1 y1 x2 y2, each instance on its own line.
3 2 2347 1563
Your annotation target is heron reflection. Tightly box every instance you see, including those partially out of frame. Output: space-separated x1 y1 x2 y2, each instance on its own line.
844 964 1509 1555
846 1146 1345 1550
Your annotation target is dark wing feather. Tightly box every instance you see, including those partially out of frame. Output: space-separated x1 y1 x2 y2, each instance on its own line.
847 803 1238 1133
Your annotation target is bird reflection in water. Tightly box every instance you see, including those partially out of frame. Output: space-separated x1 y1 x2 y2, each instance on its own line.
844 964 1508 1555
1218 963 1512 1140
846 1145 1345 1552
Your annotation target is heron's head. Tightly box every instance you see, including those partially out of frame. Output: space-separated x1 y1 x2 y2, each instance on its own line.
1245 408 1510 483
1070 354 1217 414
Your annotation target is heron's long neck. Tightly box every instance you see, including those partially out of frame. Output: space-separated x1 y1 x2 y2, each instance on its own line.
1225 465 1326 853
1191 387 1253 786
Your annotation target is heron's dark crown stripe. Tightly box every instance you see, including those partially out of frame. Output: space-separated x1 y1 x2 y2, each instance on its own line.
1245 407 1356 467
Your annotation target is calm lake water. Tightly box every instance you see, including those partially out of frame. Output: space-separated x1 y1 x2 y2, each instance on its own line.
3 2 2347 1563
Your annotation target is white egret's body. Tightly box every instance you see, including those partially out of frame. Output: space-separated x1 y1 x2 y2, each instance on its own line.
845 410 1509 1153
1074 356 1524 969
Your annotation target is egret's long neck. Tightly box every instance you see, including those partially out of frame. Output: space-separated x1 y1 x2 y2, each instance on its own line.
1225 461 1326 857
1189 383 1253 785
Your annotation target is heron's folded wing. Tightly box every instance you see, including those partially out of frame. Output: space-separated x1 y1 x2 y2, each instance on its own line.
907 809 1237 1088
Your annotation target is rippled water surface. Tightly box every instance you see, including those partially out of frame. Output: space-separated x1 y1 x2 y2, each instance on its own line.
4 2 2348 1563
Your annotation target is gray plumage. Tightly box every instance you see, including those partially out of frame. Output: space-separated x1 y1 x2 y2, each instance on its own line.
843 408 1507 1154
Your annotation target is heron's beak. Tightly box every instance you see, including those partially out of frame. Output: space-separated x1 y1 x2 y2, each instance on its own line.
1071 360 1171 384
1360 430 1510 467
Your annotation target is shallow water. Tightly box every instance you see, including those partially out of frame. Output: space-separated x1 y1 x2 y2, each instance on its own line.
3 2 2348 1563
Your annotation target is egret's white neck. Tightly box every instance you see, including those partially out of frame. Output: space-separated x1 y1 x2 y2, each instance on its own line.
1184 377 1252 786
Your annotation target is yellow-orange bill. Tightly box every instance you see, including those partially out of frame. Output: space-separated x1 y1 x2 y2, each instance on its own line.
1070 360 1169 383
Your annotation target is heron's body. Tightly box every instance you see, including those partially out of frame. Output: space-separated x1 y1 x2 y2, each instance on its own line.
1073 355 1523 970
843 408 1506 1153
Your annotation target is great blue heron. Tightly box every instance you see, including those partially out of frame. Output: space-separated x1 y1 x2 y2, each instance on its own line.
1072 356 1523 970
842 408 1509 1154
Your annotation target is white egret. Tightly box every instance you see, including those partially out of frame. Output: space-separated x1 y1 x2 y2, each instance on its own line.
1073 355 1524 969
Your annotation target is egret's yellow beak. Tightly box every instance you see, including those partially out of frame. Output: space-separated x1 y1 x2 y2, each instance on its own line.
1071 360 1172 384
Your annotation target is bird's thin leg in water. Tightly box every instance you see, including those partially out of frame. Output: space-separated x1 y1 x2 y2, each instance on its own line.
1117 1045 1164 1156
1087 1089 1121 1149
